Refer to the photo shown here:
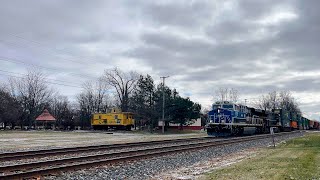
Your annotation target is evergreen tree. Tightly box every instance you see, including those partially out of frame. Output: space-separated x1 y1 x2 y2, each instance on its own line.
130 74 156 130
169 96 201 129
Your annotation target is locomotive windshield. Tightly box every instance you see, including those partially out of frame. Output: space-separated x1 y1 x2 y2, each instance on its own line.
222 104 234 109
212 105 221 110
212 104 234 110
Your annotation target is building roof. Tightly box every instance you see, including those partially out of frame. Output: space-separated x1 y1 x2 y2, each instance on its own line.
35 109 56 121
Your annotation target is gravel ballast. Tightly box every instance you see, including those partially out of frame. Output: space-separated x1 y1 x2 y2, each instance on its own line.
0 139 217 167
46 132 306 180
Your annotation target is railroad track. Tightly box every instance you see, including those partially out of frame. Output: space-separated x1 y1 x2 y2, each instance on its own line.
0 131 302 180
0 136 212 161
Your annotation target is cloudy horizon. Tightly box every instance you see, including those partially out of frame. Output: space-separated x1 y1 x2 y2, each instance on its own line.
1 0 319 120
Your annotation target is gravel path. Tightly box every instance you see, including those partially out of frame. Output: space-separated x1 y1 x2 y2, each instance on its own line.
45 132 305 180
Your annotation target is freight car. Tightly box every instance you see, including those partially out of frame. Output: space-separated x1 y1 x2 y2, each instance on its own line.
91 108 134 130
309 120 319 130
206 101 306 136
314 121 319 129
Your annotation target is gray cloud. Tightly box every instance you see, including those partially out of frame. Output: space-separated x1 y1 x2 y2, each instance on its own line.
141 1 215 28
0 0 320 119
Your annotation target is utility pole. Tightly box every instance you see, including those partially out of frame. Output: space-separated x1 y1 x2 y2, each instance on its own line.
161 76 169 134
244 99 247 106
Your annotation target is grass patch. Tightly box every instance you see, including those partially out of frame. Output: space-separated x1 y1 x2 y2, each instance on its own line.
205 133 320 180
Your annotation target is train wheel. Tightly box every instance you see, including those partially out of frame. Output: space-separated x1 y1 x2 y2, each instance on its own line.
232 126 243 136
239 127 244 135
126 125 132 131
207 130 213 136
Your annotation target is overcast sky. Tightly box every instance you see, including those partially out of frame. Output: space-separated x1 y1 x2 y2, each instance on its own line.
0 0 319 119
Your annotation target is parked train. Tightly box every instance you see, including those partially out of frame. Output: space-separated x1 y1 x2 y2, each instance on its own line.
206 101 317 136
91 108 134 130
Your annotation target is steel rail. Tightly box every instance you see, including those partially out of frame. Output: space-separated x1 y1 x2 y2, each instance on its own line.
0 136 212 161
0 131 302 180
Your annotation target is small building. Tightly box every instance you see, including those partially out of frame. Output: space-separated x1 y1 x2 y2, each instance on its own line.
158 118 202 130
35 109 56 129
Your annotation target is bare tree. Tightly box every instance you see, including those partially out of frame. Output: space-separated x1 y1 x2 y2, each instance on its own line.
9 69 53 128
279 90 301 114
255 94 270 111
77 77 112 128
104 68 138 111
214 87 239 103
78 77 111 113
214 87 227 103
0 88 22 129
268 91 278 110
256 90 301 114
49 93 76 130
229 88 239 103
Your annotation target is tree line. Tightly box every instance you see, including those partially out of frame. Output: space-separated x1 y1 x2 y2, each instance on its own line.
0 68 201 130
212 87 301 115
255 90 301 115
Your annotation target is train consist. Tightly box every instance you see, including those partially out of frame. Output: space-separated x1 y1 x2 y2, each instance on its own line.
91 108 134 130
206 101 319 136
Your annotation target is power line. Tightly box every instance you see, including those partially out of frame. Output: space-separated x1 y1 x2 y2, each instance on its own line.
0 33 108 83
0 37 82 64
0 69 82 86
0 56 97 80
8 33 89 62
0 72 82 88
2 32 103 64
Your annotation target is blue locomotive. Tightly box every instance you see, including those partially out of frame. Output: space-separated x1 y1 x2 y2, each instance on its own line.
206 101 281 136
206 101 313 136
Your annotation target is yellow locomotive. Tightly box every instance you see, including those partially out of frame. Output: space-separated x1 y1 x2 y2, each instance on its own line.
91 108 134 130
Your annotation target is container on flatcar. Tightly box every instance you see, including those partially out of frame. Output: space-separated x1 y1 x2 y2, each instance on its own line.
91 108 134 130
290 121 298 129
290 112 298 130
275 109 291 131
297 115 303 130
305 118 310 130
302 117 307 130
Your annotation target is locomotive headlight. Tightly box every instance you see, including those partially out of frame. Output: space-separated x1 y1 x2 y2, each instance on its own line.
210 120 214 123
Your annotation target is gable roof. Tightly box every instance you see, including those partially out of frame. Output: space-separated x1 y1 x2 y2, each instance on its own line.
35 109 56 121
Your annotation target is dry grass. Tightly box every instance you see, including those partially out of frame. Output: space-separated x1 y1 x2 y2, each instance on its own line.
205 133 320 180
0 130 205 151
